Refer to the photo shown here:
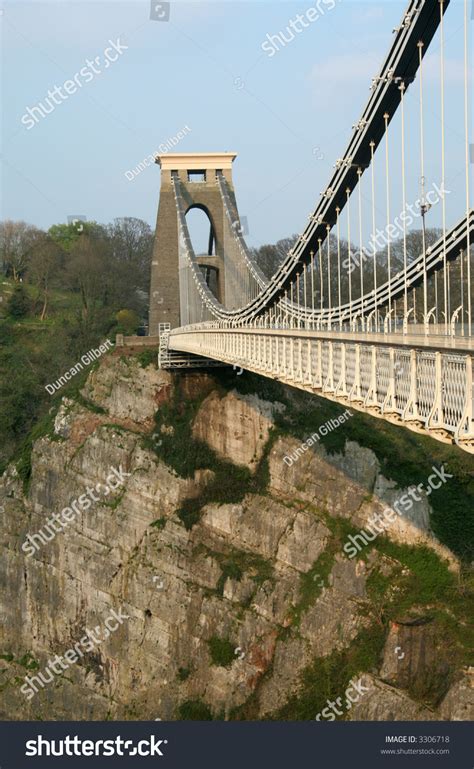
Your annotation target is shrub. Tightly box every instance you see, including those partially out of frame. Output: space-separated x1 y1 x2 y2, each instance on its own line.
137 349 156 368
177 667 191 681
208 636 236 668
177 700 213 720
7 284 30 318
115 309 139 335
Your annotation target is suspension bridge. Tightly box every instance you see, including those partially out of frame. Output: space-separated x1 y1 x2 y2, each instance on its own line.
149 0 473 453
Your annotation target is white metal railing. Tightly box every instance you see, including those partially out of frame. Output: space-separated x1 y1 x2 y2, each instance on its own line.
168 327 474 452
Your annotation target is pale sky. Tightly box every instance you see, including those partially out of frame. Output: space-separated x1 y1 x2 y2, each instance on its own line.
1 0 471 249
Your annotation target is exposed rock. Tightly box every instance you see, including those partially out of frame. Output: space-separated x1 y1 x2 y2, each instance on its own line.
269 436 377 519
347 674 436 721
439 668 474 720
269 436 458 570
258 636 312 716
81 355 172 426
0 361 468 722
299 556 370 656
379 617 451 704
193 390 282 471
276 511 330 573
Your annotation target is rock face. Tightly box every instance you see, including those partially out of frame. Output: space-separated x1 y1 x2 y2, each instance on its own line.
0 355 469 721
269 437 457 569
192 390 281 471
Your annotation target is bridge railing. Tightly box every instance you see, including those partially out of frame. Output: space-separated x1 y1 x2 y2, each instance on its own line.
169 327 474 451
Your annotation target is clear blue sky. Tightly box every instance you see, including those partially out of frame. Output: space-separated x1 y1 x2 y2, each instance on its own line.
1 0 471 248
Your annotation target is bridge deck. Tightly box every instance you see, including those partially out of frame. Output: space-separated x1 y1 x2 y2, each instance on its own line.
176 327 474 355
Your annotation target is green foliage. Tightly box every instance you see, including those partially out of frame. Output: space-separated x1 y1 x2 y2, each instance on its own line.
291 549 337 628
115 309 139 336
375 542 455 607
216 367 289 406
137 349 157 368
177 700 213 720
213 547 274 595
177 463 251 530
0 651 39 670
208 636 236 668
48 222 96 252
150 517 167 530
7 284 30 318
0 279 116 476
177 667 191 681
275 625 386 720
15 406 60 491
16 652 39 670
216 560 243 595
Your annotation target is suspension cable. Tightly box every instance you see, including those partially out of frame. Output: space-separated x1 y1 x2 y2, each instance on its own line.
464 0 471 337
346 188 353 325
418 40 428 326
440 0 448 333
327 224 332 327
370 142 378 332
399 81 408 324
357 167 364 325
336 208 342 329
318 238 324 312
384 112 392 331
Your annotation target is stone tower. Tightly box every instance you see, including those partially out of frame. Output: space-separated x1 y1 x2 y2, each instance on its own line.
149 152 237 335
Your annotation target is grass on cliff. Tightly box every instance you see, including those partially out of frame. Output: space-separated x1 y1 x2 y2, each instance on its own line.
13 366 104 492
194 543 274 596
274 624 387 721
177 700 213 720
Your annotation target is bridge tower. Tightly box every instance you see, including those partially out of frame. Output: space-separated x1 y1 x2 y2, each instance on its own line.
149 152 238 335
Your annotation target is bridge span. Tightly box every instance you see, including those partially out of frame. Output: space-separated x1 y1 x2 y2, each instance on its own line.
150 0 473 453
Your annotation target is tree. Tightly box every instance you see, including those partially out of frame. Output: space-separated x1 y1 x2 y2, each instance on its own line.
48 221 104 253
0 220 42 281
27 234 62 320
106 217 154 309
7 284 30 318
251 235 298 279
115 308 139 335
66 233 109 319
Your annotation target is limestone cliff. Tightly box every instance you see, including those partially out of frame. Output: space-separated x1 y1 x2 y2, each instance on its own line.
0 352 472 721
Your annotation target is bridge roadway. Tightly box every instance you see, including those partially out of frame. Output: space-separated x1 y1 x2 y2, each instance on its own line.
167 325 474 452
173 325 474 354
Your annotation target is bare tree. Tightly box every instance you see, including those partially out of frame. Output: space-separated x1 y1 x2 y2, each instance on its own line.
0 220 42 281
27 235 62 320
66 234 109 319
